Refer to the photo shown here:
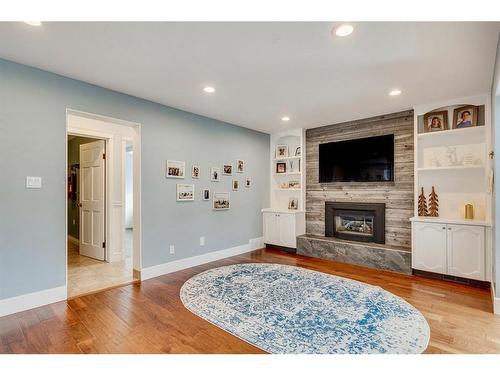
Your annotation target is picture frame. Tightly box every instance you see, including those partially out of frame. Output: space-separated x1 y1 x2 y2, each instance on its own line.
202 188 210 201
452 105 478 129
295 147 301 156
223 164 233 175
211 167 220 182
288 197 299 210
191 165 200 179
276 162 287 174
423 111 448 133
232 179 239 191
176 184 194 201
245 177 251 188
166 160 185 179
237 159 244 173
275 145 288 159
213 192 230 210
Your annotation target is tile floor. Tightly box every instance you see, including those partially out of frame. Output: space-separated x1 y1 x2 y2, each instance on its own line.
67 229 134 297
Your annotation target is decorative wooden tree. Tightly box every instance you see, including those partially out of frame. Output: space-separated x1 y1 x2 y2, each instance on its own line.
418 187 428 216
428 186 439 217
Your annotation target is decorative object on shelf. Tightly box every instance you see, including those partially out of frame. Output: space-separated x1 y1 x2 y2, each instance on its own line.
166 160 185 179
289 181 301 189
275 144 289 158
237 159 244 173
223 164 233 175
464 204 474 219
445 146 459 166
191 165 200 178
232 179 239 191
280 182 289 189
288 198 299 210
245 177 251 188
276 162 286 174
202 188 210 201
423 110 448 133
176 184 194 201
295 147 301 156
462 154 474 166
211 167 221 182
428 186 439 217
453 105 478 129
213 192 230 210
418 187 428 217
488 168 494 194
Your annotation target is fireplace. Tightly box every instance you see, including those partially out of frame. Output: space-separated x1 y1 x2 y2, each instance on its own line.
325 202 385 244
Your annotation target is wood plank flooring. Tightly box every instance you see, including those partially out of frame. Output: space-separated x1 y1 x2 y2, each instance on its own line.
1 248 499 354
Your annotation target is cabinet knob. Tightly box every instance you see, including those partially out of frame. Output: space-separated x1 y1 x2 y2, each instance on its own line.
448 227 451 230
442 227 446 230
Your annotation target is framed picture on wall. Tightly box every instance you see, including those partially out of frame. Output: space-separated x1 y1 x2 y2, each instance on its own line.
176 184 194 201
276 162 286 174
453 105 478 129
213 192 230 210
232 179 239 191
202 188 210 201
275 145 288 159
211 167 221 181
245 177 251 188
223 164 233 175
191 165 200 178
288 198 299 210
237 159 244 173
166 160 185 178
423 111 448 133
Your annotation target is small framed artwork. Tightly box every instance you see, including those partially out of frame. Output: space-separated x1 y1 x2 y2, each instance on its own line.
295 147 301 156
213 192 230 210
245 177 251 188
237 159 244 173
211 167 220 182
166 160 185 178
176 184 194 201
288 198 299 210
453 105 478 129
275 145 288 159
232 179 239 191
276 162 286 174
202 188 210 201
223 164 233 175
423 111 448 133
191 165 200 179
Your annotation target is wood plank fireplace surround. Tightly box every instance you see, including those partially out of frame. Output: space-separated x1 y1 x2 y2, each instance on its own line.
296 110 413 274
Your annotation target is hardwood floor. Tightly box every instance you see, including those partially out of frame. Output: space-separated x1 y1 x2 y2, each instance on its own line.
1 248 499 354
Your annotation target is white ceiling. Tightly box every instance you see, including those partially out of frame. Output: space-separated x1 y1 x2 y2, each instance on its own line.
0 22 498 133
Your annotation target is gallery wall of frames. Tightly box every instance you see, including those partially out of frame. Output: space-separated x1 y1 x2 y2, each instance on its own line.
166 158 252 210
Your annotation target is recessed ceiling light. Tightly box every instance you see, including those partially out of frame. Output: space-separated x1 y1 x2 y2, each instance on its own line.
203 86 215 93
24 21 42 26
389 89 402 96
281 116 290 122
334 24 354 37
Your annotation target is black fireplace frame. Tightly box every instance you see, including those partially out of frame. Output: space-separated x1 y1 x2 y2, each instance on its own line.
325 202 385 244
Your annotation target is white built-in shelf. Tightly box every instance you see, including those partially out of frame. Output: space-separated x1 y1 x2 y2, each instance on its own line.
273 172 302 176
273 156 302 161
410 216 491 227
417 165 484 172
275 188 302 191
417 125 485 139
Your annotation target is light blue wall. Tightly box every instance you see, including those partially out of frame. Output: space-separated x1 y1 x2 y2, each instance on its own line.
493 35 500 298
0 58 270 300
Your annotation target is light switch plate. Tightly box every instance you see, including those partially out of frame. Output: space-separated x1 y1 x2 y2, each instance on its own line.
26 176 42 189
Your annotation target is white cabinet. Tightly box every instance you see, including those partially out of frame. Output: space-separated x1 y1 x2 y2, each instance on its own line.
262 210 305 248
412 220 486 281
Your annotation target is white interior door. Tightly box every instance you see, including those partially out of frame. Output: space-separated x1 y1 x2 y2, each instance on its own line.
79 140 106 260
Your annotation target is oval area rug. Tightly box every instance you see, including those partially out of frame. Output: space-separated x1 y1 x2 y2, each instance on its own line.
180 263 430 354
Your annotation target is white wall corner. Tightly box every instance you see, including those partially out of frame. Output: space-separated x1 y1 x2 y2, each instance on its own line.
0 285 67 318
140 237 264 281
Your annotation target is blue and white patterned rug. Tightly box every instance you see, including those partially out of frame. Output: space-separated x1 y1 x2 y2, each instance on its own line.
180 263 430 354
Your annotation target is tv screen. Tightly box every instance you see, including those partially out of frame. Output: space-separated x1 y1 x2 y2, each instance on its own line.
319 134 394 183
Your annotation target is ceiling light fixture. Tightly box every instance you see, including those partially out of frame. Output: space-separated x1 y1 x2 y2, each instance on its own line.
281 116 290 122
389 89 402 96
334 24 354 37
203 86 215 93
24 21 42 26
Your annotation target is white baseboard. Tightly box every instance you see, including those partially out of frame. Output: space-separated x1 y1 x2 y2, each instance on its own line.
141 237 264 281
67 235 79 245
492 282 500 315
0 285 67 318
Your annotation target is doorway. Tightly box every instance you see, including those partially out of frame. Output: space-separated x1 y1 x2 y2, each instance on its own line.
66 110 141 298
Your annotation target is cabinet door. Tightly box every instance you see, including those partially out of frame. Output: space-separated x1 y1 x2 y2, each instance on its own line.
447 224 485 280
413 222 447 274
263 213 279 245
278 214 296 248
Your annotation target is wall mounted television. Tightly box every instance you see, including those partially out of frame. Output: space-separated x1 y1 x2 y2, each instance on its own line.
319 134 394 183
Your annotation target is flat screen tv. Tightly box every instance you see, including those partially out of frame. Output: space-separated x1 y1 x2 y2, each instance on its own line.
319 134 394 183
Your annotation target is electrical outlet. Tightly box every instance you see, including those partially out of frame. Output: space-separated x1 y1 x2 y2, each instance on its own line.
169 245 175 254
200 236 205 246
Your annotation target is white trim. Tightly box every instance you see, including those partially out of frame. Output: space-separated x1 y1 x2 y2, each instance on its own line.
0 286 67 318
67 235 79 245
141 237 264 281
492 283 500 315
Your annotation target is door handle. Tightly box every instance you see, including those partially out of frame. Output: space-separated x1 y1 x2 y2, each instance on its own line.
78 203 82 207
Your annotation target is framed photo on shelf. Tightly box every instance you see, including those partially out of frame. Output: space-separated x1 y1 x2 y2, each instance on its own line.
213 192 230 210
288 198 299 210
223 164 233 175
176 184 194 201
237 159 244 173
245 177 251 188
211 167 221 181
423 111 448 133
202 188 210 201
453 105 478 129
276 162 287 174
191 165 200 178
166 160 185 178
232 179 239 191
275 145 288 159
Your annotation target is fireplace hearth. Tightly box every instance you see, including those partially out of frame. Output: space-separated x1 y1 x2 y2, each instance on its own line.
325 202 385 244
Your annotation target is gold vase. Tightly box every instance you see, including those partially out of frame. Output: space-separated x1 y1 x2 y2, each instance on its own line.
465 204 474 220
